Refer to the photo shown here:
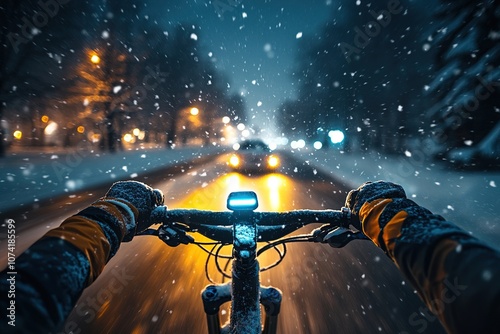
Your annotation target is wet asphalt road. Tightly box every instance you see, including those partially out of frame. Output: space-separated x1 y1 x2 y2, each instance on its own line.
1 153 446 334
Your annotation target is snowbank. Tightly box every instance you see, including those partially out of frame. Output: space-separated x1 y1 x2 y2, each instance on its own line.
293 148 500 248
0 146 224 214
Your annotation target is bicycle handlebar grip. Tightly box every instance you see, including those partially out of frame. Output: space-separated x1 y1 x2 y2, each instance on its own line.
150 205 168 224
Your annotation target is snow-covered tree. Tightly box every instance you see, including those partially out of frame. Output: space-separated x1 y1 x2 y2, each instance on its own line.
0 0 97 154
278 1 433 153
426 0 500 167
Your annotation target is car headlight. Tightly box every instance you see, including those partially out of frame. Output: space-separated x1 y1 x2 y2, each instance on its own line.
229 155 240 167
268 155 279 168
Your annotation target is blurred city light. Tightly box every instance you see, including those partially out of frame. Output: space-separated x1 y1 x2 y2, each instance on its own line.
89 132 101 143
77 126 85 134
328 130 345 144
222 116 230 124
90 54 100 64
268 155 280 167
44 122 58 135
229 155 240 167
190 107 200 116
313 141 323 149
132 128 141 136
237 123 245 131
13 130 22 140
291 139 306 149
123 133 134 143
41 115 49 123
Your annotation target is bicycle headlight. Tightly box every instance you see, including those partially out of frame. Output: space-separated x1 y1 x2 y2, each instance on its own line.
227 191 259 211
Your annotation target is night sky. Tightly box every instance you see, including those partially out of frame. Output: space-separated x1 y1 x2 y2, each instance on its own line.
144 0 334 135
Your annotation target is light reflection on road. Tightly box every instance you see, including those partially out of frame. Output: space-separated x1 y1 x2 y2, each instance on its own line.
179 172 293 211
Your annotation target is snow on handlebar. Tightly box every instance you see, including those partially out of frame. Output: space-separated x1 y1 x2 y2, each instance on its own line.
147 206 356 244
151 206 353 226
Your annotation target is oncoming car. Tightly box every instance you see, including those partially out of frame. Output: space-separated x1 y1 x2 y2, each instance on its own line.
228 139 280 174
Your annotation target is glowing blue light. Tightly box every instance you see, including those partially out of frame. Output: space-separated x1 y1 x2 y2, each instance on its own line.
328 130 345 144
228 198 257 208
227 191 259 211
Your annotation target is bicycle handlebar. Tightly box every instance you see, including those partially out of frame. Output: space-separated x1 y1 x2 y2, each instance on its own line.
147 206 357 244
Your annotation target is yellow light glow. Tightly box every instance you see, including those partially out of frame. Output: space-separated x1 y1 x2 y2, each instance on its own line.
90 133 101 143
229 155 240 167
13 130 22 140
132 128 141 136
123 133 134 143
268 155 280 168
190 107 200 116
90 54 100 64
41 115 49 123
77 126 85 134
44 122 58 135
266 174 284 211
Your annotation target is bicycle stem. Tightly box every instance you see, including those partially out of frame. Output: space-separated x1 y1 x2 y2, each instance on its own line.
230 211 261 333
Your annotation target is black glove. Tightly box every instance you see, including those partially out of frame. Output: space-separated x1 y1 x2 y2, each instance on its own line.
105 181 164 237
345 181 406 230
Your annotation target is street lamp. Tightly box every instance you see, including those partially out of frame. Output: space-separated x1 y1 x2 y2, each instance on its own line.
13 130 22 140
90 54 100 64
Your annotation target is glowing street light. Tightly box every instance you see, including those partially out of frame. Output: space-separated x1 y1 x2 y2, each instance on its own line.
190 107 200 116
44 122 58 135
90 54 100 64
123 133 134 143
13 130 22 140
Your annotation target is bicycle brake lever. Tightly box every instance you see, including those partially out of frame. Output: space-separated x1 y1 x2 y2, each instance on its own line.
137 228 159 236
311 224 341 242
324 227 368 248
158 225 194 247
312 225 368 247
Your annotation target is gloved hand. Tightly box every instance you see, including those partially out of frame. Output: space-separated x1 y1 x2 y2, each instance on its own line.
345 181 406 212
104 181 164 239
344 181 406 229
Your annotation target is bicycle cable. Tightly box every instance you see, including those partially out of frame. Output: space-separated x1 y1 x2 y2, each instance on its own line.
176 229 320 283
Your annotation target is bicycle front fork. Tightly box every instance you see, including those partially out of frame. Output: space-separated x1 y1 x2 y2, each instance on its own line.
201 283 282 334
